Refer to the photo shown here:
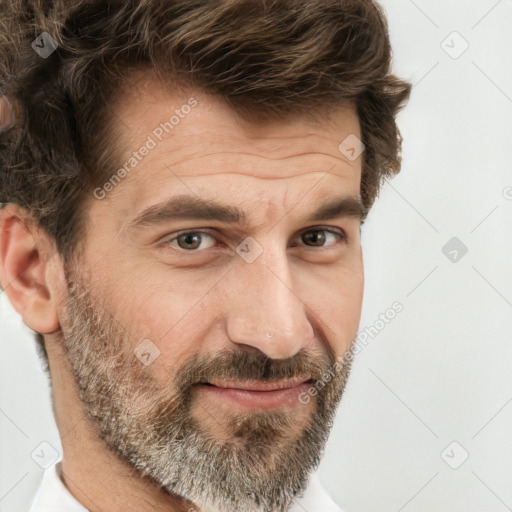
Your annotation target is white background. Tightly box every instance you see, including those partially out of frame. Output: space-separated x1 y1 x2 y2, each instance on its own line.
1 1 512 511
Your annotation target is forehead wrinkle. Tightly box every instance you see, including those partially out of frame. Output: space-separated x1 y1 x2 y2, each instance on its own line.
151 154 354 183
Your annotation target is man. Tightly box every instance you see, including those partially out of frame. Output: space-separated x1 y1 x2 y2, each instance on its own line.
0 0 411 510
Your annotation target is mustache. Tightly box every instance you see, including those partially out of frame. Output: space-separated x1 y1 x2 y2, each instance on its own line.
173 348 333 393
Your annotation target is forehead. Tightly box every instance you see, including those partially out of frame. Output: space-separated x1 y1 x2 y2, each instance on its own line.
98 74 363 220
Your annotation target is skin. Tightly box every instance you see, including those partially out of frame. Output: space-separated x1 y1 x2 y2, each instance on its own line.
0 74 364 511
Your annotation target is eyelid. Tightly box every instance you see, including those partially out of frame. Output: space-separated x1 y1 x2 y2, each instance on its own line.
299 225 347 238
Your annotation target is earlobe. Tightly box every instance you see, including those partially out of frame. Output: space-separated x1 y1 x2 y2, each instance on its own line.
0 205 60 335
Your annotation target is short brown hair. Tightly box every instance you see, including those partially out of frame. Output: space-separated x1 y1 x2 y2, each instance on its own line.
0 0 411 366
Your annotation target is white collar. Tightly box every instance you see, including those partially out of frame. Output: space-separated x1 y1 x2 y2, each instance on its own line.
29 459 343 512
29 460 88 512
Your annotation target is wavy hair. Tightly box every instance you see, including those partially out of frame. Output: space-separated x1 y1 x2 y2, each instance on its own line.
0 0 411 365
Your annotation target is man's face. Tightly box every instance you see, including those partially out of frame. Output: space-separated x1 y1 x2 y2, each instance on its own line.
58 75 364 511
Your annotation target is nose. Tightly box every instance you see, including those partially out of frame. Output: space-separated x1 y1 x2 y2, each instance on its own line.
225 244 315 359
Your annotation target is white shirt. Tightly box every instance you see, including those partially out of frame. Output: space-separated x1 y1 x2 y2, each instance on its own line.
29 459 343 512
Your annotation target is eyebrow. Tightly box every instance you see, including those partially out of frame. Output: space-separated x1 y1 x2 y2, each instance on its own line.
128 193 366 231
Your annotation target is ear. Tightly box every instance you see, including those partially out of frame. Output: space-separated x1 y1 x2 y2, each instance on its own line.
0 204 61 335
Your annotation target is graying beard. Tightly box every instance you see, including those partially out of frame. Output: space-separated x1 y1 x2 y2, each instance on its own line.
61 275 349 512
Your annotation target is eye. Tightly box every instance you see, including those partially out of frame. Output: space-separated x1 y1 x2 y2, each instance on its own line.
162 230 218 251
161 227 347 253
298 228 347 248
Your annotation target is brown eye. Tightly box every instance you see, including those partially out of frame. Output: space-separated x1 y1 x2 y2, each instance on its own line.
302 230 326 246
177 233 202 250
163 231 217 251
300 229 346 248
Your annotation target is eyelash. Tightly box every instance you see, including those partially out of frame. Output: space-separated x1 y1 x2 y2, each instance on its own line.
161 227 348 252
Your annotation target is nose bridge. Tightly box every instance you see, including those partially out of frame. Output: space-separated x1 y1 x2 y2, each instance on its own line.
225 241 314 359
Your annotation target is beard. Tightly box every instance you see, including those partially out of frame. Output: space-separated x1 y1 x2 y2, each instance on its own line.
58 263 354 512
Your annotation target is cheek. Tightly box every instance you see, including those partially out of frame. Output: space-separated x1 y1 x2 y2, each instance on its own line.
340 276 364 336
82 263 217 379
306 265 364 354
114 278 222 377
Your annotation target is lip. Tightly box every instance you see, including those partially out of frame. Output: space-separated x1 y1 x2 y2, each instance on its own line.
196 377 313 409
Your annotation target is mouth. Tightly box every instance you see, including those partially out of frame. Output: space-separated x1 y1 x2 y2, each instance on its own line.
195 377 314 409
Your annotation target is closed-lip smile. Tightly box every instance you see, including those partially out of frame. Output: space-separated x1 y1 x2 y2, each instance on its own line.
197 377 314 409
203 377 312 391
